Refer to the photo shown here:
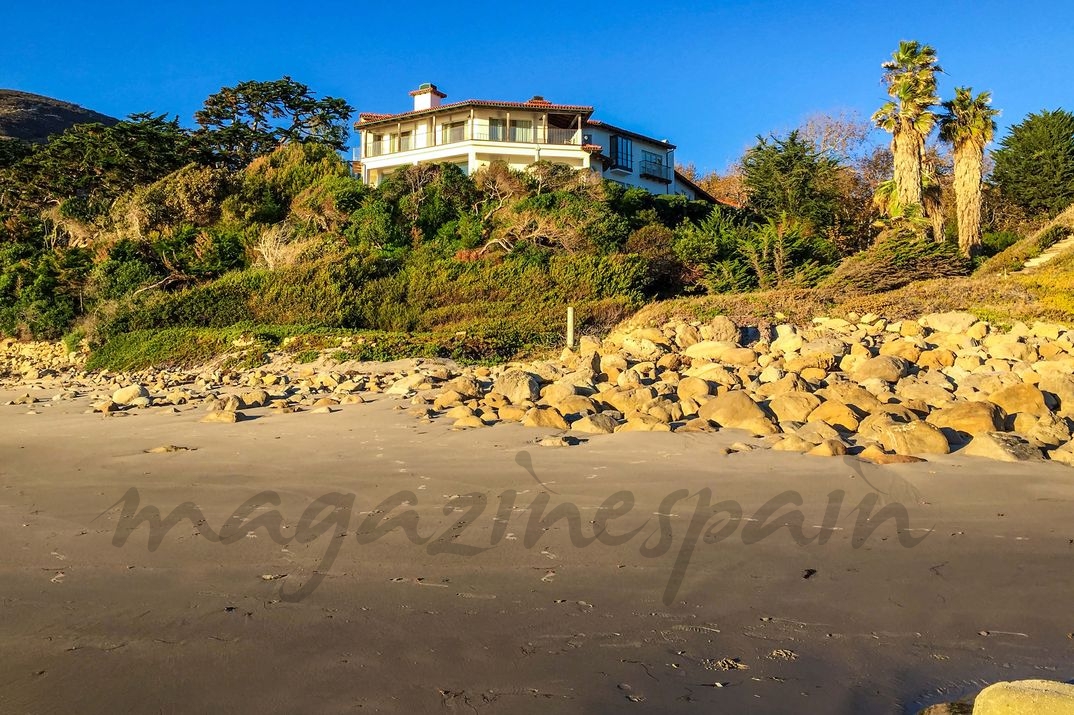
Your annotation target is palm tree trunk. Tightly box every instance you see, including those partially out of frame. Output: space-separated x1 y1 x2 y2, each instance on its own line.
953 143 984 258
892 131 923 209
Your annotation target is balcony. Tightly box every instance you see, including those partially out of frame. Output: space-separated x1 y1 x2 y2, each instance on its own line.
639 159 672 183
362 122 582 159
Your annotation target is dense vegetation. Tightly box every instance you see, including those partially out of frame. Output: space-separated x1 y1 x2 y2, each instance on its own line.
0 54 1071 367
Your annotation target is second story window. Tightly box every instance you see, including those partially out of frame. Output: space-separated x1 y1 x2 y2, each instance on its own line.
610 135 632 171
399 131 412 151
510 119 533 142
442 121 465 144
488 118 506 141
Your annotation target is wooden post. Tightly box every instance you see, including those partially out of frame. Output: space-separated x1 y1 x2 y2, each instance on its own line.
566 306 575 348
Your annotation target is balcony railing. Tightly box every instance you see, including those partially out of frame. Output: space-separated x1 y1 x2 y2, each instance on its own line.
362 123 582 159
639 159 672 183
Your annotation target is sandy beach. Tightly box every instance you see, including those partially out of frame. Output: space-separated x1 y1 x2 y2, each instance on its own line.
2 382 1072 714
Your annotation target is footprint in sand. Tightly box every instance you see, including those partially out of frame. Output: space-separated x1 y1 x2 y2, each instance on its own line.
457 592 497 600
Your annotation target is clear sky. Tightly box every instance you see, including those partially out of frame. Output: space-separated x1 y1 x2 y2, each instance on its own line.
3 0 1072 172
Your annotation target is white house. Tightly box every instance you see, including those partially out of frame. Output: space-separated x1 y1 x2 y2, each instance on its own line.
353 83 713 201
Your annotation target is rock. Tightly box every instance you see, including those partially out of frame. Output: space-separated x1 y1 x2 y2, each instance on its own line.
796 420 841 444
674 324 701 348
201 410 242 423
677 417 718 432
310 406 336 414
926 401 1006 439
494 370 541 404
921 311 978 334
852 356 911 383
772 434 813 452
873 417 950 455
521 406 568 430
807 400 860 432
767 392 822 423
707 315 740 343
962 432 1044 462
988 383 1049 418
698 390 777 435
497 405 528 422
453 415 486 429
112 384 149 405
444 375 483 399
721 347 759 366
538 435 571 447
621 336 666 361
880 339 923 363
386 373 428 395
433 390 465 410
676 376 712 401
807 439 848 457
971 679 1074 715
683 340 738 361
858 444 927 464
617 414 672 432
571 413 618 434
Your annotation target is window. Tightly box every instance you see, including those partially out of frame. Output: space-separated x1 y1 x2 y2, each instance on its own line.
488 118 506 141
442 121 465 143
510 119 533 142
610 135 632 171
399 131 412 151
639 149 670 182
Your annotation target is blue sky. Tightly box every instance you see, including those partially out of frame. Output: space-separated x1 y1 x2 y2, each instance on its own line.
4 0 1072 172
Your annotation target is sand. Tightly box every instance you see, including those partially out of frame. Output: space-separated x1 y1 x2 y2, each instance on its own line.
1 386 1072 713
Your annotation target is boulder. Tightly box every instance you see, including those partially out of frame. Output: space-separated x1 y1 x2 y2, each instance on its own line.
873 417 950 456
698 390 778 435
112 384 149 405
971 679 1074 715
676 376 713 402
617 414 672 432
386 373 428 396
521 406 568 430
962 432 1044 462
988 383 1049 418
807 400 860 432
571 413 618 434
706 315 740 343
493 370 541 405
767 392 822 423
927 401 1006 439
858 444 927 464
852 355 911 383
683 340 738 361
772 434 813 452
201 410 242 423
807 439 848 457
921 311 978 334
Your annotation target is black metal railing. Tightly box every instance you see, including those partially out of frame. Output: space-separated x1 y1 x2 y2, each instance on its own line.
639 159 672 183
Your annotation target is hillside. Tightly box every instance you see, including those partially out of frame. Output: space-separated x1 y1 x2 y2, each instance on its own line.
0 89 117 143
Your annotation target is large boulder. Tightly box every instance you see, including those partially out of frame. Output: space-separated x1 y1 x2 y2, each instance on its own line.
852 355 911 383
767 391 822 423
926 401 1006 439
683 340 738 361
920 311 978 334
698 390 777 435
493 370 541 405
962 432 1044 462
706 315 740 343
972 679 1074 714
521 406 568 430
570 413 618 434
988 383 1049 418
872 417 950 456
112 384 149 405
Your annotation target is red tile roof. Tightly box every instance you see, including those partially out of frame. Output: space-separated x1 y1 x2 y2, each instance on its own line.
355 99 594 128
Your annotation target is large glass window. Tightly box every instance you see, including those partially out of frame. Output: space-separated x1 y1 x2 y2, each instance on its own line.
510 119 533 142
398 131 412 151
488 118 506 141
610 135 633 171
442 121 465 143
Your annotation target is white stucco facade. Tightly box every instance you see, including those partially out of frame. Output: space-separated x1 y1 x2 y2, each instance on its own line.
354 84 711 202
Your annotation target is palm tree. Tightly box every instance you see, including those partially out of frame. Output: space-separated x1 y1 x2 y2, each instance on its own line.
940 87 999 257
872 41 942 212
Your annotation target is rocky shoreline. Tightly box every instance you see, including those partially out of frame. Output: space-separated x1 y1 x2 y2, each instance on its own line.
6 310 1074 467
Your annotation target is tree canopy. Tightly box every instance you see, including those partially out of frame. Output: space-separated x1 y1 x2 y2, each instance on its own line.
195 77 354 168
991 109 1074 216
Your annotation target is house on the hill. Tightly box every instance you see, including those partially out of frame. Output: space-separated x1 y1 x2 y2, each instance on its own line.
353 83 713 201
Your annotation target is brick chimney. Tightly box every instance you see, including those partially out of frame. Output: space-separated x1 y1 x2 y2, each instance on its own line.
410 83 447 111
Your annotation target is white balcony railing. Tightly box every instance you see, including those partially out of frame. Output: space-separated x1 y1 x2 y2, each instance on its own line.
362 123 582 159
